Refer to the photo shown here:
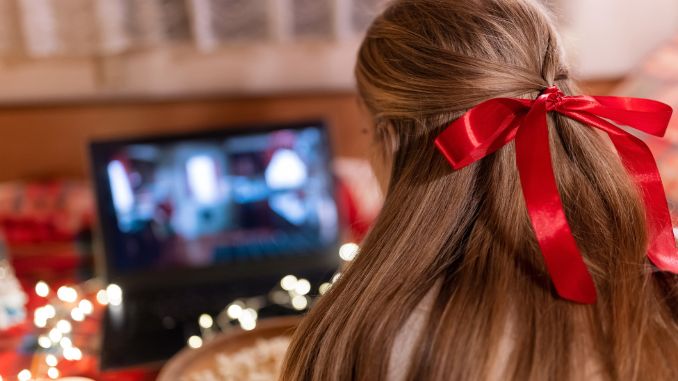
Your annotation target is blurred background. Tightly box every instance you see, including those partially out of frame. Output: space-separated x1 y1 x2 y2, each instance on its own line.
0 0 677 179
0 0 677 380
1 0 678 178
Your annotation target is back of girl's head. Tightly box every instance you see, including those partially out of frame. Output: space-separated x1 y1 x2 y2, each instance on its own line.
281 1 678 380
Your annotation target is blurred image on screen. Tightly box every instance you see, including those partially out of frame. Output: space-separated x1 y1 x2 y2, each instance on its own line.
102 127 338 273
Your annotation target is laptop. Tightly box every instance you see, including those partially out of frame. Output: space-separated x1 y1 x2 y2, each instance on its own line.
89 120 341 369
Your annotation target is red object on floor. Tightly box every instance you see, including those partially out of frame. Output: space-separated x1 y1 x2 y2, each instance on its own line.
0 171 382 380
336 180 370 241
0 278 160 380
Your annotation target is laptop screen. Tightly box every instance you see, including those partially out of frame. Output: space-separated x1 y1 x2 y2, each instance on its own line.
90 122 339 277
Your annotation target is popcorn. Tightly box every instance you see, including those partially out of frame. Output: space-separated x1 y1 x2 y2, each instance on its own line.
186 336 291 381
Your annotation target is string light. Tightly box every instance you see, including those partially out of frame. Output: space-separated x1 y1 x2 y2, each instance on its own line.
78 299 94 315
294 279 311 296
59 337 73 349
34 305 56 328
47 367 59 379
280 275 297 291
96 289 109 305
38 335 52 349
192 272 343 351
319 282 331 295
226 302 244 319
45 354 58 367
35 281 50 297
237 308 258 331
106 284 123 306
339 242 359 261
239 316 256 331
34 305 56 324
291 295 308 310
198 314 213 329
48 328 63 343
26 279 106 379
245 308 257 320
17 369 31 381
63 346 82 361
57 286 78 303
71 307 85 322
187 335 203 349
34 315 47 328
43 305 56 318
56 319 72 334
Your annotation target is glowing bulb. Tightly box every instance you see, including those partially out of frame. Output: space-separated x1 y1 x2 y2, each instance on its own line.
47 367 59 379
339 242 359 261
106 284 123 306
71 307 85 322
43 305 56 318
244 308 258 320
78 299 94 315
319 282 331 295
34 316 47 328
34 306 53 327
96 289 109 305
35 304 56 319
48 328 62 343
63 346 82 361
187 335 203 349
239 318 256 331
292 295 308 310
227 304 243 319
38 335 52 349
237 308 258 331
45 354 58 367
332 273 341 283
280 275 298 291
57 286 78 303
198 314 213 329
60 337 73 349
35 281 50 297
17 369 31 381
294 279 311 296
56 319 72 334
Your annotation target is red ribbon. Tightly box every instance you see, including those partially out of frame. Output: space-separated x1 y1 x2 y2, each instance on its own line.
435 86 678 304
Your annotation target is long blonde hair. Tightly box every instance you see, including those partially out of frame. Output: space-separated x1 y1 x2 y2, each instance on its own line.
281 0 678 380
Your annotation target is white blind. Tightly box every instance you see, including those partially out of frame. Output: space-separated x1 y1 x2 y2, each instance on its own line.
0 0 386 58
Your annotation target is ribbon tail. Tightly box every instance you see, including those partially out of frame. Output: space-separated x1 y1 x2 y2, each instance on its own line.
561 111 678 272
515 102 597 304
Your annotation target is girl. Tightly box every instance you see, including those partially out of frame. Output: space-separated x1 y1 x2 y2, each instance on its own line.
282 0 678 380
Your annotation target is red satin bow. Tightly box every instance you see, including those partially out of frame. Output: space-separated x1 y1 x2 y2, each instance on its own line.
435 86 678 304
